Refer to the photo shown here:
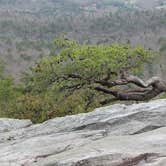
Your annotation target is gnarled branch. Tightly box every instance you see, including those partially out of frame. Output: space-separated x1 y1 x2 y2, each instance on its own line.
63 72 166 102
94 73 166 101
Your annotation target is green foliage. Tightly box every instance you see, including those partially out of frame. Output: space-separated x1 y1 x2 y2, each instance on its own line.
20 36 151 122
159 37 166 52
0 60 4 78
15 94 51 123
0 60 22 118
0 37 152 123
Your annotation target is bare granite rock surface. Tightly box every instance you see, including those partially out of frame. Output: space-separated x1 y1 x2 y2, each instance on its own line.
1 99 166 166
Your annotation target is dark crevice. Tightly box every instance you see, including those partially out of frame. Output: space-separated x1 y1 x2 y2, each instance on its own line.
115 153 160 166
72 122 112 131
131 125 164 135
74 153 160 166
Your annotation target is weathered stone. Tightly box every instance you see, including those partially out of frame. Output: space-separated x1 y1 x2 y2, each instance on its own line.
0 118 32 133
1 99 166 165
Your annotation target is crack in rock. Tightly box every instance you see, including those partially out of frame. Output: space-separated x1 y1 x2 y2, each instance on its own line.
115 153 160 166
74 153 160 166
131 125 164 135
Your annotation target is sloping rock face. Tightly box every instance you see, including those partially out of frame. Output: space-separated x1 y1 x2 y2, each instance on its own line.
1 99 166 166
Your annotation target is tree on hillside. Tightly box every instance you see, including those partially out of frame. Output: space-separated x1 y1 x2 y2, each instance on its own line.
23 35 166 118
0 60 22 118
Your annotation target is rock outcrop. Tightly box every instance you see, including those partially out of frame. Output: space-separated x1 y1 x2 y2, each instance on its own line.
1 99 166 166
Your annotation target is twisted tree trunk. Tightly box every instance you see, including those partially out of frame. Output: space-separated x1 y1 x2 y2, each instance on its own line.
95 73 166 101
64 72 166 102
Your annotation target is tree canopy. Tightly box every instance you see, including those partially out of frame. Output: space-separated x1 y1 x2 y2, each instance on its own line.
0 36 165 123
22 35 154 120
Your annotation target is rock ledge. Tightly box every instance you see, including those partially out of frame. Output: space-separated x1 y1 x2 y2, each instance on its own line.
1 99 166 166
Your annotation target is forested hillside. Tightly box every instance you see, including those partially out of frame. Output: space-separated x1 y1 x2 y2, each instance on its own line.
0 0 165 80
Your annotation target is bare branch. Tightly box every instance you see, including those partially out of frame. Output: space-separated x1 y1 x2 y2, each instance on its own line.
93 73 166 101
120 71 164 88
94 86 162 101
62 72 166 102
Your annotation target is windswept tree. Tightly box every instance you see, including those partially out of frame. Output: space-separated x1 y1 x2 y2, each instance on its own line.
23 35 166 118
